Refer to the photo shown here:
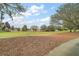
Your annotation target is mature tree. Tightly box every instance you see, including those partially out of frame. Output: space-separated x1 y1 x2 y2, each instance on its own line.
56 25 64 31
0 3 26 31
4 22 11 32
11 26 15 30
22 25 28 31
47 25 55 31
40 25 47 31
16 28 21 31
51 3 79 32
0 23 5 31
30 25 38 31
0 3 26 21
5 22 10 29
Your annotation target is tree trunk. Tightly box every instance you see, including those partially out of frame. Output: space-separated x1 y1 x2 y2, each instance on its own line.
0 11 4 31
70 29 72 32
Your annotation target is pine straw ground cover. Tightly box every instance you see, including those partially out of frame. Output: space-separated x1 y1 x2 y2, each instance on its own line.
0 32 79 56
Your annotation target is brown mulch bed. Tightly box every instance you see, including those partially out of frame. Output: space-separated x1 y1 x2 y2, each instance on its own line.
0 32 79 56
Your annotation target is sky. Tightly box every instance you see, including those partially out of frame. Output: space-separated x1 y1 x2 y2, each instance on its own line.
3 3 63 28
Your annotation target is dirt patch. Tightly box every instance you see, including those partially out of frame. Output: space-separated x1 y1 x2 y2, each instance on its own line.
0 32 79 56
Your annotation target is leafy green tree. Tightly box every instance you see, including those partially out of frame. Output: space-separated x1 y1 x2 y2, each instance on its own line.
40 25 47 31
22 25 28 31
4 22 11 32
0 23 5 31
0 3 26 21
30 25 38 31
47 25 55 31
16 28 21 31
0 3 26 31
11 26 15 30
5 22 10 29
51 3 79 32
56 25 64 31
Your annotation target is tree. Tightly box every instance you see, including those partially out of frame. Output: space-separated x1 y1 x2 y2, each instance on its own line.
40 25 47 31
51 3 79 32
0 3 26 21
30 25 38 31
16 28 21 31
0 23 5 31
47 25 55 31
11 26 15 30
0 3 26 31
4 22 11 32
56 25 64 31
22 25 28 31
5 22 10 29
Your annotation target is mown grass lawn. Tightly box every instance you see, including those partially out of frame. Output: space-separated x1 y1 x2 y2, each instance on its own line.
0 31 66 38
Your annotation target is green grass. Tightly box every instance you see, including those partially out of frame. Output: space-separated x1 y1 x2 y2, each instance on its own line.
0 31 67 38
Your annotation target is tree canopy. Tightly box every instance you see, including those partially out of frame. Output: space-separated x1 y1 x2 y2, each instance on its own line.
0 3 26 21
22 25 28 31
51 3 79 32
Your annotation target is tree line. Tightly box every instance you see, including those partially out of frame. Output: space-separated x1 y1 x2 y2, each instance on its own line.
0 3 79 32
0 21 64 32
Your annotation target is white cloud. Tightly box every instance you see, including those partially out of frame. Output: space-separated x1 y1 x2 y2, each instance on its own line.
21 5 45 16
4 16 50 28
41 17 50 22
21 12 32 16
23 17 50 28
30 5 44 13
3 4 50 28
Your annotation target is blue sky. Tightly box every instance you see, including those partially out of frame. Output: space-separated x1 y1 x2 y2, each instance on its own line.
3 3 63 28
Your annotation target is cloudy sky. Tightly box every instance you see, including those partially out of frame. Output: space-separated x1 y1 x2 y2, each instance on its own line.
3 3 63 28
